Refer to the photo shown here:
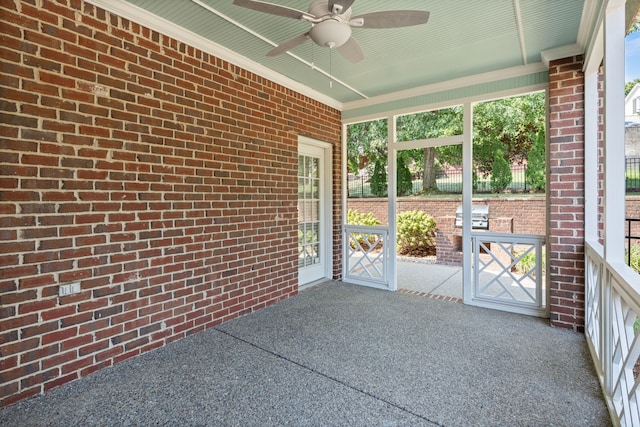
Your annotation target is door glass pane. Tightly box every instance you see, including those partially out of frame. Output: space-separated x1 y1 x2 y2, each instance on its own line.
298 154 320 268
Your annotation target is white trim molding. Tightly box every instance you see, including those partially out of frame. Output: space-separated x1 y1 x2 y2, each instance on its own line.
541 44 585 67
343 62 548 113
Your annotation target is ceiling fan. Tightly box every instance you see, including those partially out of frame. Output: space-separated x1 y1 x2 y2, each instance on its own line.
233 0 430 63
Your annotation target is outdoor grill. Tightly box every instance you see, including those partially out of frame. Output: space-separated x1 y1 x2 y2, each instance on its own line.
455 205 489 229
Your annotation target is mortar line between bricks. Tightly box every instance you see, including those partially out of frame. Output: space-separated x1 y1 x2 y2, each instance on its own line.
214 328 444 427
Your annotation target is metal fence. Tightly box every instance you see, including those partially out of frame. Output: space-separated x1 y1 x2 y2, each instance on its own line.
627 157 640 192
348 157 640 198
348 164 529 197
626 218 640 269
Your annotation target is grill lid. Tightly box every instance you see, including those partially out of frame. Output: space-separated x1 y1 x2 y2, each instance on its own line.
455 205 489 229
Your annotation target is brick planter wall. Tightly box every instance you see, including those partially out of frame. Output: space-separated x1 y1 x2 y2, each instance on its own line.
0 0 341 406
348 196 640 245
435 216 462 265
626 196 640 241
348 197 546 235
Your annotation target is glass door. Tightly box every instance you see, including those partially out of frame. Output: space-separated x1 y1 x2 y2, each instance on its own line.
298 142 329 286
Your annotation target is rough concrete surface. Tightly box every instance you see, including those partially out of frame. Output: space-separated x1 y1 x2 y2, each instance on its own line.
0 282 610 426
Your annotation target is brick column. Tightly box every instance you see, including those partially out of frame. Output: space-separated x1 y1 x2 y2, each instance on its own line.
435 216 462 266
548 55 586 331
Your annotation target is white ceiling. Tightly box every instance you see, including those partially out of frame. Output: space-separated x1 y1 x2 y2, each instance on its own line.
90 0 592 109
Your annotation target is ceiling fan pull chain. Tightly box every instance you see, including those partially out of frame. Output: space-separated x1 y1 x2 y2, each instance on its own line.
329 48 333 88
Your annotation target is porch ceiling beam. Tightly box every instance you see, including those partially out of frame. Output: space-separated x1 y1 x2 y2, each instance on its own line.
343 62 547 113
512 0 528 65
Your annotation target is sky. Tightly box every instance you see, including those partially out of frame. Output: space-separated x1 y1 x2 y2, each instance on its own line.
627 31 640 83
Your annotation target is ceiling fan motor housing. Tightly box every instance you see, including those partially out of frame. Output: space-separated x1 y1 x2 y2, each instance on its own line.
307 0 353 48
309 19 352 48
234 0 429 62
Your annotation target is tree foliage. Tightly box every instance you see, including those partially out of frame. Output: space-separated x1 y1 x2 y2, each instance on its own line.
396 106 463 192
346 119 387 175
396 154 414 196
472 93 545 176
525 128 546 191
346 92 545 195
490 149 512 193
626 79 640 96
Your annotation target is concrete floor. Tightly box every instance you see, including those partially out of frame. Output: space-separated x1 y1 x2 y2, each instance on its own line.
0 281 609 426
397 260 463 299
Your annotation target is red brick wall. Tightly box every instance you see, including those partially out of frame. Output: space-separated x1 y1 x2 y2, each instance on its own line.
348 197 546 235
548 55 586 332
627 196 640 241
0 0 341 406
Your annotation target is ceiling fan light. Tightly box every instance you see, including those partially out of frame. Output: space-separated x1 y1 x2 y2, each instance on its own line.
309 20 352 48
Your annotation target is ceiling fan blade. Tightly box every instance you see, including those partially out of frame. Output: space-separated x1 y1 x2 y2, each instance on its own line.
233 0 311 20
337 37 364 63
267 32 310 57
328 0 356 14
351 10 430 29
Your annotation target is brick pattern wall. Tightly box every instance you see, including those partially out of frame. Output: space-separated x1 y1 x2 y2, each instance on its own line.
434 216 462 266
548 55 586 332
627 196 640 241
348 197 546 235
0 0 341 406
598 73 605 244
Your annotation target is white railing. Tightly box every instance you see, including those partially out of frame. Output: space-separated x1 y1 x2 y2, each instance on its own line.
470 232 547 317
343 225 389 289
585 242 640 426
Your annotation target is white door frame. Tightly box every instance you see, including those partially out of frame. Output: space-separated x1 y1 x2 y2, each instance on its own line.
388 106 470 293
298 136 333 288
342 89 547 305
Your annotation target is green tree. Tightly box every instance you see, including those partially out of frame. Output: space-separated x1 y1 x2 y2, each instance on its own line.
491 149 512 193
396 152 413 196
626 78 640 96
346 119 387 175
370 159 387 197
347 93 545 196
525 128 546 191
367 152 414 197
396 106 463 192
473 93 545 177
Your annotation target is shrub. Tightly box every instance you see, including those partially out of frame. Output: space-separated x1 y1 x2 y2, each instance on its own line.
525 128 546 192
347 209 381 250
396 210 436 255
370 160 387 197
629 244 640 274
397 158 413 196
347 209 380 226
512 249 545 276
490 149 512 193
